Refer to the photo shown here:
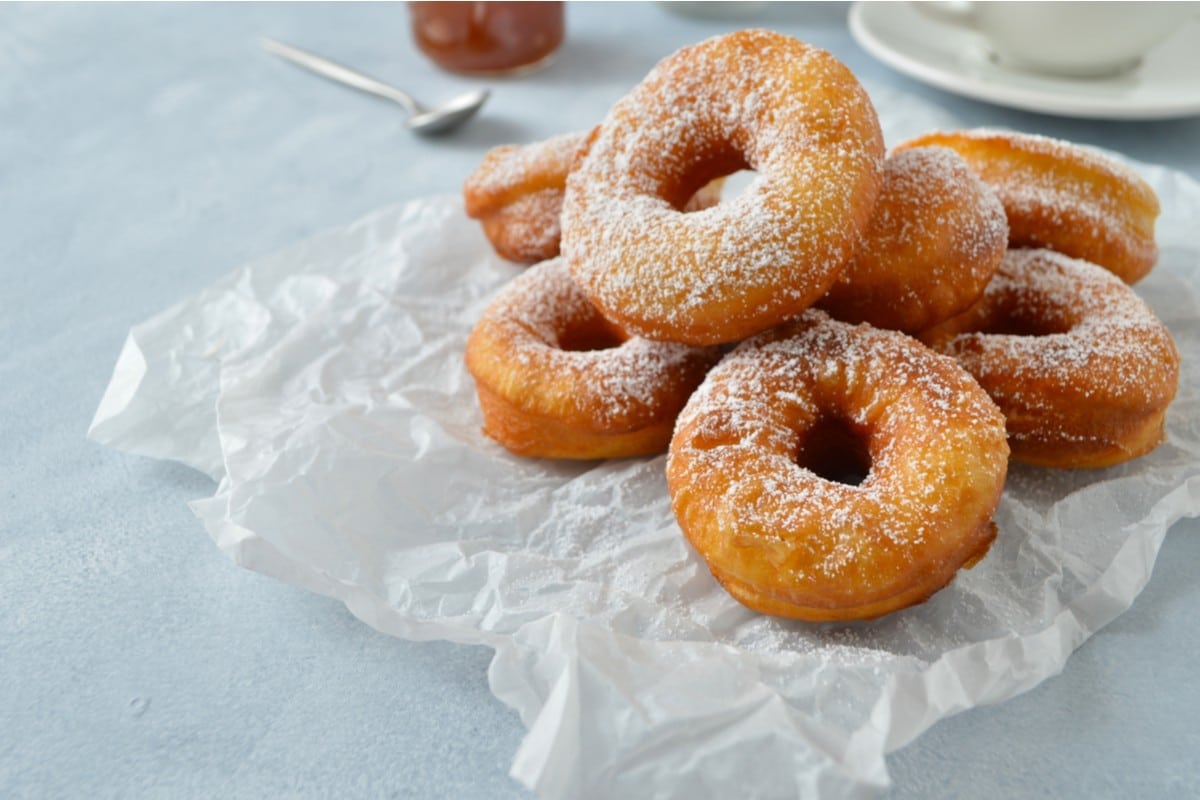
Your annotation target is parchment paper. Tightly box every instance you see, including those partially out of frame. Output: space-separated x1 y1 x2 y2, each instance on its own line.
89 115 1200 797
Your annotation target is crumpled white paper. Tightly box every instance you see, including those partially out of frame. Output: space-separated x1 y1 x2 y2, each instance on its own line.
90 133 1200 797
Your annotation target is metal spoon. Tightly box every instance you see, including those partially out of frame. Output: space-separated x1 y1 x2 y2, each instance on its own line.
261 37 488 136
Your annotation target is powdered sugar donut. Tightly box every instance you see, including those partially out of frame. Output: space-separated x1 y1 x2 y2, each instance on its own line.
463 131 589 264
896 130 1161 283
561 30 885 345
919 249 1180 469
465 259 721 459
667 311 1009 622
819 147 1008 334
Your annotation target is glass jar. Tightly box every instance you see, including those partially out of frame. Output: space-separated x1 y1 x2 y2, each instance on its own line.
409 2 565 76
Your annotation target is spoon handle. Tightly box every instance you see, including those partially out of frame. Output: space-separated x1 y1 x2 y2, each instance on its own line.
260 38 421 115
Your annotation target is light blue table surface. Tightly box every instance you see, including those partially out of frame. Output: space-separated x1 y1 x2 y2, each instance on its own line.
4 3 1199 798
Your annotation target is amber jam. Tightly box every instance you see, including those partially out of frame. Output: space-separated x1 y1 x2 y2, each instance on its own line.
409 2 565 75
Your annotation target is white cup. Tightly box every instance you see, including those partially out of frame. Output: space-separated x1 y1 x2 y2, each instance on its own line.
915 1 1196 78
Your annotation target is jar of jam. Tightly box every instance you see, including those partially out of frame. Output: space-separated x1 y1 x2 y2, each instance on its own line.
409 2 565 76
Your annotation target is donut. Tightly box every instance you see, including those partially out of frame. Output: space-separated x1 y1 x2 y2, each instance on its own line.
465 258 722 459
463 131 589 264
561 30 885 345
667 311 1009 622
464 130 724 264
895 130 1160 283
919 249 1180 469
818 147 1008 333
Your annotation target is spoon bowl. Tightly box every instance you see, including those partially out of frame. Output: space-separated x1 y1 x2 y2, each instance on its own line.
406 89 489 134
261 37 488 136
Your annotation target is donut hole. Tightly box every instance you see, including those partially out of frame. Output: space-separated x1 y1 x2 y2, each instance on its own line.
667 146 749 211
715 169 759 203
794 414 872 486
680 168 758 213
556 317 627 352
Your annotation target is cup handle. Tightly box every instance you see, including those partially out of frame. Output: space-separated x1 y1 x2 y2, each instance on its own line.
912 0 979 31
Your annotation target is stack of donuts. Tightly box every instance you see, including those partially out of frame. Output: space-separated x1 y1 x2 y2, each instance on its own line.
462 30 1180 622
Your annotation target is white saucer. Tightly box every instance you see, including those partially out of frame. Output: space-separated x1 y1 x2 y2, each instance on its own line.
849 2 1200 120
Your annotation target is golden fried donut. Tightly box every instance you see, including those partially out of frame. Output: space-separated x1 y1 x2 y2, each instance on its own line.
463 131 589 264
919 249 1180 469
818 147 1008 333
561 30 885 345
464 130 724 264
896 130 1160 283
667 311 1009 622
465 258 721 459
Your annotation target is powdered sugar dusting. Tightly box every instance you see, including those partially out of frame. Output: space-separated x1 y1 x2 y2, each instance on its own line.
875 147 1008 265
477 189 565 264
936 249 1177 399
463 131 588 214
667 310 1008 601
468 259 720 431
946 128 1155 192
561 30 885 344
820 146 1008 332
922 248 1180 456
462 132 591 263
898 129 1160 283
